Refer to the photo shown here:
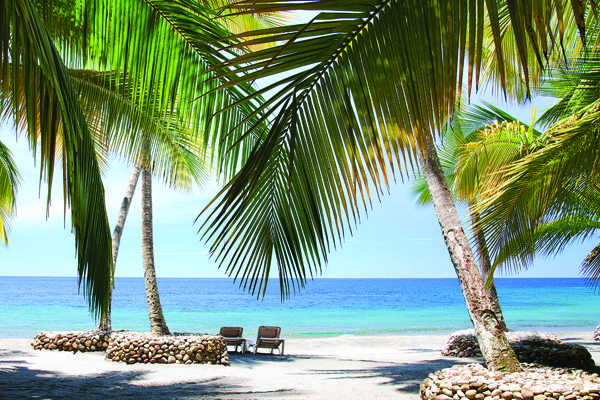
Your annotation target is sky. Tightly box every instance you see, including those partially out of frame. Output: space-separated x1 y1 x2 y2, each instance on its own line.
0 92 596 279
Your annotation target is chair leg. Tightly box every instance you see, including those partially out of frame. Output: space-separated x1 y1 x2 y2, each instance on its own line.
281 342 284 356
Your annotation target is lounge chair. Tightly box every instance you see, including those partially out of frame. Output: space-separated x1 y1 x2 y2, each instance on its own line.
219 326 247 354
252 326 285 355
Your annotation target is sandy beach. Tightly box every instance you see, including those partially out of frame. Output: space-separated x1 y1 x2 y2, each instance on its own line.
1 332 599 399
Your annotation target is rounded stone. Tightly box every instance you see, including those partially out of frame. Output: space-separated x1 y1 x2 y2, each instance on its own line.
466 390 478 399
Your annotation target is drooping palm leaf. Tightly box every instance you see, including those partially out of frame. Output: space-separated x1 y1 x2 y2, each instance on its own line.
78 0 268 179
1 0 112 316
33 0 271 180
197 0 584 298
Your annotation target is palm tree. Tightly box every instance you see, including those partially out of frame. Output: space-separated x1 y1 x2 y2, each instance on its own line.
6 0 276 333
59 67 213 333
196 1 590 371
80 2 283 334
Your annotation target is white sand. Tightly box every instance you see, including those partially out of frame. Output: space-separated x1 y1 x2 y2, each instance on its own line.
1 332 599 399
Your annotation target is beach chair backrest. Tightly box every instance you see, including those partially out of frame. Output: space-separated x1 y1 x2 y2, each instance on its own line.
220 326 243 338
258 326 281 339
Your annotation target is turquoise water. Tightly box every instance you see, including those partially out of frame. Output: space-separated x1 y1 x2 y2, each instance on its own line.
0 277 598 338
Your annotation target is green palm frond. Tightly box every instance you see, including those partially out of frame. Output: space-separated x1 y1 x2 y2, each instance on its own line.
1 0 112 316
539 56 600 127
581 242 600 288
208 0 292 51
475 104 600 275
68 69 210 190
411 101 541 205
197 0 585 298
466 49 600 283
80 0 269 177
454 119 541 201
0 141 21 244
34 0 273 180
493 211 600 275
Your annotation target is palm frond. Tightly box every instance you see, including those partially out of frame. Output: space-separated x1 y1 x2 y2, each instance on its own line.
411 101 541 205
198 0 585 297
475 104 600 275
581 242 600 288
68 69 211 190
1 0 112 316
0 140 21 244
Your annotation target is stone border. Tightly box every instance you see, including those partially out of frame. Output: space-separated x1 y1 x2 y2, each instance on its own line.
442 331 596 371
106 331 229 365
32 331 111 352
31 330 229 366
421 363 600 400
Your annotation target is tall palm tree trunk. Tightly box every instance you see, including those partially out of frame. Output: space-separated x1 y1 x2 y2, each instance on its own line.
471 207 508 332
421 137 520 372
97 164 142 331
141 164 170 335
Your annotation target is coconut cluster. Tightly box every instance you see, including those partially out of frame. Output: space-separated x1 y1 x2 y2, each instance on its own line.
442 331 595 371
105 331 229 365
421 363 600 400
32 331 111 352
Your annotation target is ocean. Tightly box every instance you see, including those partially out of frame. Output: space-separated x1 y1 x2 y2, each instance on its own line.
0 277 598 339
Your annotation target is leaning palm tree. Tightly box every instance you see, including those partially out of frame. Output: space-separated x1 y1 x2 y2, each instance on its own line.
411 103 543 332
196 1 591 371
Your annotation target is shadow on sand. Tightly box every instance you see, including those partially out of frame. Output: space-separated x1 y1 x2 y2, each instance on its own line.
303 357 475 395
0 350 476 399
0 365 297 399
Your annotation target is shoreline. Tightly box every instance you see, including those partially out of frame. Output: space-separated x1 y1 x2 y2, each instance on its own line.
2 331 599 399
4 325 599 340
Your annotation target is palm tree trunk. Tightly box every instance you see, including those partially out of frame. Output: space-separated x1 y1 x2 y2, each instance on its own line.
141 164 170 335
97 164 142 331
421 136 520 372
471 206 508 332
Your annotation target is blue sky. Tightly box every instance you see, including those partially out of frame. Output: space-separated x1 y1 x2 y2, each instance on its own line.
0 92 596 279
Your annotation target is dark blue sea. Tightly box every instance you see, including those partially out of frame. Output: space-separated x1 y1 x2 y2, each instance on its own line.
0 277 598 339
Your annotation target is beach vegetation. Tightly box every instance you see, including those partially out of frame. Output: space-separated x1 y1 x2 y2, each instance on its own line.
86 2 284 334
459 54 600 290
195 0 591 372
